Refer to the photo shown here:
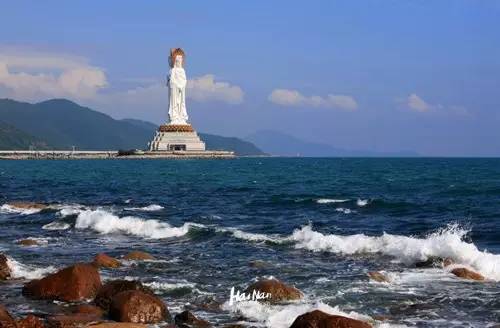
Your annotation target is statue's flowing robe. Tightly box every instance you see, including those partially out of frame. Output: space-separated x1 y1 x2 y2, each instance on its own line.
168 67 188 124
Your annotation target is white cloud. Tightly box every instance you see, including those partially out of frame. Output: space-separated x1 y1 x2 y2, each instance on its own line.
0 49 107 101
407 93 431 112
187 74 244 104
268 88 358 111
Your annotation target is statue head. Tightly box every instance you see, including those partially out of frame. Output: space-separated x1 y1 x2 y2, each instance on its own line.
169 48 185 68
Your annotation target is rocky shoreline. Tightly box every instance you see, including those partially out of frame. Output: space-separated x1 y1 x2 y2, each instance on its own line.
0 202 493 327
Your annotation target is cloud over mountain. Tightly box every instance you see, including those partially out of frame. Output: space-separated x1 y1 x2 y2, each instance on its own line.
0 49 107 101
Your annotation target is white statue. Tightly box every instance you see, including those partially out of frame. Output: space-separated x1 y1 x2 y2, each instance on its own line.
167 48 189 125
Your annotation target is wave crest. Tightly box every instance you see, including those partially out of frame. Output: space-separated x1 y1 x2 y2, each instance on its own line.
74 209 203 239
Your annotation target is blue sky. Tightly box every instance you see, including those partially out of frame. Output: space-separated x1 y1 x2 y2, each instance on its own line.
0 0 499 156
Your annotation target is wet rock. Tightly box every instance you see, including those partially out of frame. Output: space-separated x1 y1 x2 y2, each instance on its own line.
248 260 270 269
175 310 210 327
93 253 121 269
17 239 41 247
372 314 390 322
94 280 154 312
451 268 485 281
109 290 169 324
46 313 101 328
290 310 372 328
184 297 222 313
442 258 454 267
122 251 154 261
22 263 102 302
88 324 148 328
70 304 104 318
414 257 443 268
244 279 303 303
0 305 14 325
7 202 47 210
16 315 45 328
0 254 11 280
367 271 390 283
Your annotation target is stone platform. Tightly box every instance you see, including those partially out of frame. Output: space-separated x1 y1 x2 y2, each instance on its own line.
149 124 206 151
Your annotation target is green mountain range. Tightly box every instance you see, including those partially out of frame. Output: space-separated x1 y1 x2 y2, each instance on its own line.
0 98 265 156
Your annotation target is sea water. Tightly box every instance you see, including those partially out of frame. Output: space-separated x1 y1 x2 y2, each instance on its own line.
0 158 499 327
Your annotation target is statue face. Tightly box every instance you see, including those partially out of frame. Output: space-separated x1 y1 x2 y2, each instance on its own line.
174 55 183 68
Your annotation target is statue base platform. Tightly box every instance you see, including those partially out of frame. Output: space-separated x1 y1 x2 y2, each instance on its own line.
149 124 206 151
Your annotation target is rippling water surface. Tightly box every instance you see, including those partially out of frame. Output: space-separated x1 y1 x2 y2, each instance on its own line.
1 158 500 327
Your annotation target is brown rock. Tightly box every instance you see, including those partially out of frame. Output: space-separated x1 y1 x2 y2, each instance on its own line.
17 239 40 247
109 290 169 324
93 254 121 269
46 313 101 328
89 324 147 328
16 315 45 328
70 304 104 318
0 254 11 280
367 271 390 283
94 280 153 312
244 279 303 303
0 305 14 325
22 263 102 302
451 268 485 281
290 310 372 328
122 251 154 261
7 202 47 210
175 310 210 327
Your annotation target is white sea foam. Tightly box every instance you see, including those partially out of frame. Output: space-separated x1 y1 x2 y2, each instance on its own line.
218 227 289 243
223 300 376 328
6 257 56 280
144 280 196 291
291 224 500 281
0 204 42 215
357 199 369 207
74 209 202 239
124 204 164 212
335 208 355 214
42 221 71 230
316 198 349 204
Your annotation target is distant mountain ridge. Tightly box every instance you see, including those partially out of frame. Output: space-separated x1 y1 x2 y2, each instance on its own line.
246 130 418 157
0 98 266 155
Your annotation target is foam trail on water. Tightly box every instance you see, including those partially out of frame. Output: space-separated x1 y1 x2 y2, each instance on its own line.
75 209 203 239
217 227 289 243
316 198 349 204
336 208 355 214
124 204 164 212
7 257 56 280
292 224 500 281
42 221 71 230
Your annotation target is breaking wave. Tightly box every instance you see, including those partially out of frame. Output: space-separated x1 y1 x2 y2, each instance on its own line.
357 199 369 207
217 227 290 244
74 209 203 239
42 221 71 230
6 257 56 280
291 224 500 281
124 204 164 212
316 198 349 204
223 300 380 328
